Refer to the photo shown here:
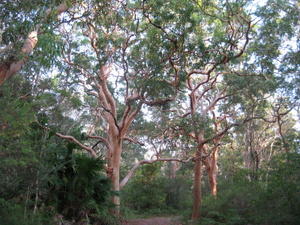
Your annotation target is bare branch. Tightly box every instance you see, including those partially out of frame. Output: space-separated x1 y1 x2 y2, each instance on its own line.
99 66 117 117
55 132 98 158
123 137 145 146
142 97 175 106
99 104 120 132
88 135 110 148
120 103 143 137
37 122 98 158
200 116 277 146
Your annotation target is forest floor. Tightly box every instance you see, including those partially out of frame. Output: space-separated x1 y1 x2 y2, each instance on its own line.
122 216 182 225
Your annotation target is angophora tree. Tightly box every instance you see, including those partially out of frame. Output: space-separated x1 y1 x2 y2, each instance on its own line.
49 0 183 211
142 0 254 219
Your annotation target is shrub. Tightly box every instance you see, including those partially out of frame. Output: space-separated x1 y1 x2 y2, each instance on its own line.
0 198 54 225
199 153 300 225
46 145 113 223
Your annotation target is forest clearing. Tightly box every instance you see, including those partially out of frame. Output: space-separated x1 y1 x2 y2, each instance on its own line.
0 0 299 225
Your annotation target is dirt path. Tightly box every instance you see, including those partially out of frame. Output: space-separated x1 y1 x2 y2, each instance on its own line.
122 217 182 225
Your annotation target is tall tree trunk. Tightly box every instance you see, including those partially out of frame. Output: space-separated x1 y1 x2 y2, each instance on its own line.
204 148 218 197
207 163 217 197
108 137 122 215
111 161 120 213
244 122 259 180
191 148 203 220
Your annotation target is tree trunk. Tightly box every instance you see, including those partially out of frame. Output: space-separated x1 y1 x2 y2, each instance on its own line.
205 149 218 197
169 161 178 179
191 149 203 220
207 165 217 196
111 162 120 213
108 138 122 215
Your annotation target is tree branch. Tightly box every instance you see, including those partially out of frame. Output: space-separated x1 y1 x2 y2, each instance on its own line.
123 137 145 146
37 122 98 158
87 135 110 149
55 132 98 158
120 157 192 189
0 2 69 86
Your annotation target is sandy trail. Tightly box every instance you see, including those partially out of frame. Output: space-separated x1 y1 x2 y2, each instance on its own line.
122 217 182 225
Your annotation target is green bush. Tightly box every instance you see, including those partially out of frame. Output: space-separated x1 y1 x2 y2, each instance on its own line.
199 153 300 225
46 146 113 223
121 163 192 216
122 164 167 212
0 198 54 225
165 176 193 210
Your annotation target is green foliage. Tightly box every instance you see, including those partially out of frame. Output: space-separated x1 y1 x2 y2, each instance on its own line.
46 145 113 222
122 164 167 212
0 79 114 224
0 198 54 225
0 0 66 64
198 153 300 225
0 81 54 223
178 114 214 139
0 80 34 137
165 176 193 211
33 31 64 69
0 80 40 200
122 163 192 216
260 153 300 224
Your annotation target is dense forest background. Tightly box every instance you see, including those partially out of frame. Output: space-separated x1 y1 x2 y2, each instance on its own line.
0 0 299 225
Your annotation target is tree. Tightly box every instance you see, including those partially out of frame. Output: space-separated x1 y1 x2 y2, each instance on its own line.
0 0 70 86
146 0 253 219
40 0 181 213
